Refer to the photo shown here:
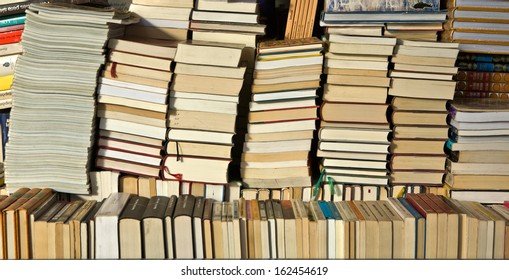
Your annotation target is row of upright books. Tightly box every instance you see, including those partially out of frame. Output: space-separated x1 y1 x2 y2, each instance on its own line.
2 188 509 260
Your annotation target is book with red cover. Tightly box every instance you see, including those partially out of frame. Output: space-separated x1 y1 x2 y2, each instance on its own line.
405 193 438 259
97 137 163 158
0 29 22 45
456 70 509 83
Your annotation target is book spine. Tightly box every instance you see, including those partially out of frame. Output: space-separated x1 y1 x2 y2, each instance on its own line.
284 0 297 39
455 90 509 99
456 70 509 83
0 23 24 33
457 53 509 63
0 30 23 45
0 2 30 17
456 80 509 93
457 61 509 73
0 15 25 27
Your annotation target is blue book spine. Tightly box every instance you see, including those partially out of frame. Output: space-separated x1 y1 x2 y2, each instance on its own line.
0 14 26 27
328 201 342 220
0 111 9 161
398 197 425 259
318 201 333 219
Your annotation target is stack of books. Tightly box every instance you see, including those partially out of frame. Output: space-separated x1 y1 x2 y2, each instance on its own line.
0 12 25 109
96 37 177 179
321 0 446 41
444 0 509 54
4 3 137 194
389 40 460 187
241 38 323 189
125 0 193 41
319 34 396 187
164 40 246 185
445 98 509 204
191 0 265 51
284 0 319 39
455 53 509 99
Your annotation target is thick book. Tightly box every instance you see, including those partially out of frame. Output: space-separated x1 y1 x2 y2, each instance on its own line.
118 196 149 259
162 155 231 184
95 192 131 259
142 196 170 259
173 195 196 259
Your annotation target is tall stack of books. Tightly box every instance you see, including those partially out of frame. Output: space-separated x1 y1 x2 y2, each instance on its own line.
444 0 509 54
241 38 322 190
388 40 459 187
125 0 193 41
318 34 396 188
4 3 137 194
95 37 178 179
445 98 509 204
321 0 446 41
163 41 246 185
191 0 264 51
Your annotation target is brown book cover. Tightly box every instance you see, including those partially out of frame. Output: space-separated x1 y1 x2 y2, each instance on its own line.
201 198 214 260
3 188 41 259
17 188 54 260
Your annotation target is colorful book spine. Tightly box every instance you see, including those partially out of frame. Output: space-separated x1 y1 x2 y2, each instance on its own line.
0 29 23 45
0 74 14 91
0 23 24 33
457 53 509 63
456 70 509 83
456 61 509 72
0 110 10 161
456 80 509 93
454 90 509 99
0 14 26 27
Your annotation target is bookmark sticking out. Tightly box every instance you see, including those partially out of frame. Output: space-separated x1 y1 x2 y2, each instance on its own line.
175 141 182 161
164 166 183 181
313 167 326 198
328 176 335 196
110 62 118 78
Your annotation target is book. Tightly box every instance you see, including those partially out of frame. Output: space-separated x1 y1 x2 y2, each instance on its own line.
32 201 66 260
95 192 131 259
406 194 438 259
192 197 205 259
192 10 259 24
321 10 447 23
325 0 440 12
320 102 389 123
173 194 195 259
69 200 97 260
175 40 244 67
142 196 169 259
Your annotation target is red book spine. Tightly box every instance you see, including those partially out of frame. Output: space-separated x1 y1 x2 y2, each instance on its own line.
456 70 509 83
0 29 22 44
456 80 509 93
504 201 509 209
0 24 24 33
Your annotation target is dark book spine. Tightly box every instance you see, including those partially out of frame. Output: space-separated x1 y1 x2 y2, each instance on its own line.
120 196 150 220
0 1 30 17
201 198 214 221
456 80 509 93
173 194 196 218
0 111 10 161
164 195 178 218
271 200 283 220
280 200 295 219
143 196 170 219
192 197 205 219
265 200 274 220
456 70 509 83
84 201 103 224
457 61 509 73
457 53 509 63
